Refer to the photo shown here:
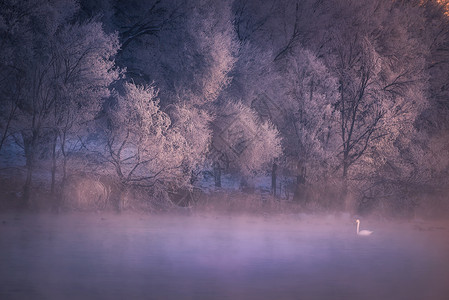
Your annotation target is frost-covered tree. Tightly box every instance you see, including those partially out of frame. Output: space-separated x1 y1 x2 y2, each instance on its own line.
413 1 449 211
418 0 449 130
224 1 337 196
105 0 239 107
291 0 430 210
1 0 77 206
103 83 177 186
0 0 77 153
184 0 239 105
0 0 119 207
166 104 212 183
344 0 449 214
1 0 446 214
98 0 240 194
48 21 119 199
320 0 429 181
210 101 282 187
100 82 210 209
277 47 339 187
234 44 339 200
232 0 431 207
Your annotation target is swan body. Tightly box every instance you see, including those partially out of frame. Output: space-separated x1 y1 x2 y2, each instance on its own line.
356 219 373 236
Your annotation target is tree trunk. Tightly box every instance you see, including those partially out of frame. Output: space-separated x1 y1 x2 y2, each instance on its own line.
50 132 59 211
271 162 277 197
0 93 19 152
239 176 254 192
341 154 349 209
50 132 57 195
61 133 69 187
116 181 127 212
342 150 349 179
293 162 306 203
22 162 33 209
213 162 221 188
22 131 37 209
55 140 69 213
341 177 348 210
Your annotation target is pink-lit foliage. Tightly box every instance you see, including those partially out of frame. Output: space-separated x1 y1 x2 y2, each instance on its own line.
167 104 212 182
211 101 282 178
102 82 212 196
181 0 239 105
104 83 181 186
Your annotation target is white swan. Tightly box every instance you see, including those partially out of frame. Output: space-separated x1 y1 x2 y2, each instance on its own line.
356 219 373 236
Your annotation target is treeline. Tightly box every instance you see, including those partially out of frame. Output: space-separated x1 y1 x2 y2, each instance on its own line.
1 0 448 215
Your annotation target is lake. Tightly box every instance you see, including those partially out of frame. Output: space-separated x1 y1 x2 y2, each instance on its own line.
1 212 448 300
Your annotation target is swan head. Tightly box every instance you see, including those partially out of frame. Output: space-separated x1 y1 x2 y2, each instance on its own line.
355 219 360 224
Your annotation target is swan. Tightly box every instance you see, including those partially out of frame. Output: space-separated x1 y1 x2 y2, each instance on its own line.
356 219 373 236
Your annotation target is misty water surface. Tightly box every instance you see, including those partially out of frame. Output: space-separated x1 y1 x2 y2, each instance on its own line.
1 213 448 300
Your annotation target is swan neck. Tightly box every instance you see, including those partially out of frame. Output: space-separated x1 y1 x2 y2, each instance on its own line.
356 222 360 234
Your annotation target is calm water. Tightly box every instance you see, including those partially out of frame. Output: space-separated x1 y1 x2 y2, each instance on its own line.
1 213 448 300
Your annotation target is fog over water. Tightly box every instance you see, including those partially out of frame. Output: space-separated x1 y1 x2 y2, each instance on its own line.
1 213 448 300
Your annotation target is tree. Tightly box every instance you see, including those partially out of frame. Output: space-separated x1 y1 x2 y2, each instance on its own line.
0 0 79 206
101 0 240 193
48 21 119 203
210 101 282 187
166 103 212 184
320 0 429 180
100 82 209 209
233 0 276 42
275 47 339 199
232 0 430 207
103 0 239 107
293 0 429 210
418 0 449 131
0 0 119 207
